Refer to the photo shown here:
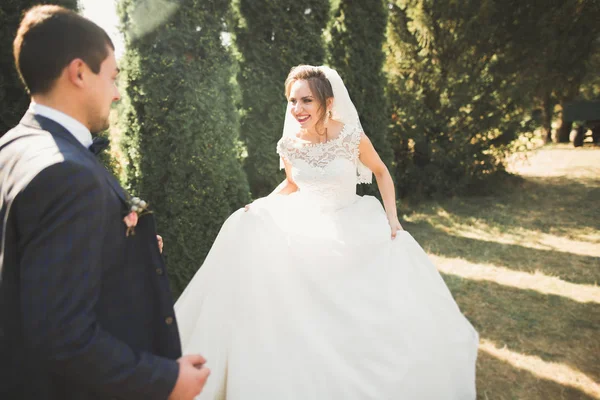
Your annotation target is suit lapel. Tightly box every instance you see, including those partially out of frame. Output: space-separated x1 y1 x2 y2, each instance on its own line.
101 167 130 209
20 112 130 208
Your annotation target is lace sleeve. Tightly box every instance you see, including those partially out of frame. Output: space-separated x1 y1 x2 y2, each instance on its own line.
352 128 372 184
276 137 290 169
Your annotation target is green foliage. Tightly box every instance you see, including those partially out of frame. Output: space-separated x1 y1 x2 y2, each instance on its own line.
484 0 600 142
117 0 250 296
579 45 600 101
0 0 78 135
386 0 541 198
234 0 330 198
326 0 393 196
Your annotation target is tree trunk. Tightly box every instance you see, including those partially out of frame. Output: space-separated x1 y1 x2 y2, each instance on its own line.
541 116 553 144
555 119 573 143
592 125 600 145
573 126 585 147
541 94 554 144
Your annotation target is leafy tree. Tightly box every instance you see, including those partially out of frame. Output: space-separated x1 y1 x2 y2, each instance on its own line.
489 0 600 143
385 0 532 197
544 0 600 143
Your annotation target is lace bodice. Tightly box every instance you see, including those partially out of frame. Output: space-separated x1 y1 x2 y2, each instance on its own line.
276 124 368 210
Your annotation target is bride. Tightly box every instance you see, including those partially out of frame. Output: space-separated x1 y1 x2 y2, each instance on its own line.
175 65 479 399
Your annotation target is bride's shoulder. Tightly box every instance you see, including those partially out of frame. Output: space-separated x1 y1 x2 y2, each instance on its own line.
338 121 362 141
276 135 294 153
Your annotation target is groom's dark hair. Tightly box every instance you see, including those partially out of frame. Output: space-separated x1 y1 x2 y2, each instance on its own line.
13 5 115 95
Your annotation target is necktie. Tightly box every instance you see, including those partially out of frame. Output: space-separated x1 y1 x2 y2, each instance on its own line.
89 136 110 156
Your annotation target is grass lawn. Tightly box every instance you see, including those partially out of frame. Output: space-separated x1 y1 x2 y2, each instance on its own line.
402 144 600 399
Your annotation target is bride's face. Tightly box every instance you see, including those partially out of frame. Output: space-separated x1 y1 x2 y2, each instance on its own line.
288 79 324 130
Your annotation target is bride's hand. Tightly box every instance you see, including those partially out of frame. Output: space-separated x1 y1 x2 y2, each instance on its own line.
388 216 404 239
244 199 258 212
157 235 164 253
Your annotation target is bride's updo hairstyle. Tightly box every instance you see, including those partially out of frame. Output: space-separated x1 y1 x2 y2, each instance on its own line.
285 65 334 133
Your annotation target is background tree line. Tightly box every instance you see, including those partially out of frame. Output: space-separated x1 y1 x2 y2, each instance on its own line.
1 0 599 294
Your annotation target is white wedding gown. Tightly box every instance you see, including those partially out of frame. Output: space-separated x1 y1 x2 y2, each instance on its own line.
175 124 479 399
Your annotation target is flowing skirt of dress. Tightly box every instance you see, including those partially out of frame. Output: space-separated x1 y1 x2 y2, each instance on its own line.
175 193 479 400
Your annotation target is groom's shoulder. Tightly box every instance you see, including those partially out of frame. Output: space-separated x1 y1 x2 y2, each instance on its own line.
2 120 50 150
1 119 85 165
0 122 94 196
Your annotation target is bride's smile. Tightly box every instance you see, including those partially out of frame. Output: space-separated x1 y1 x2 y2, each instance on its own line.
288 79 327 133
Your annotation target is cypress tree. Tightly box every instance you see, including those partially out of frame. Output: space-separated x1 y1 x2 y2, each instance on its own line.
117 0 250 296
0 0 78 135
235 0 330 198
326 0 393 194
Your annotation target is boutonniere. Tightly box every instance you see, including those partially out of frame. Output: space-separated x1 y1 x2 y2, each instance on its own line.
123 196 152 237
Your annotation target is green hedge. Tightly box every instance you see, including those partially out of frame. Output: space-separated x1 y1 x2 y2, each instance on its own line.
234 0 330 198
117 0 250 296
327 0 393 197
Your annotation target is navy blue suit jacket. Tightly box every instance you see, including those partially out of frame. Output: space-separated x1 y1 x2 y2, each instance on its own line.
0 112 182 399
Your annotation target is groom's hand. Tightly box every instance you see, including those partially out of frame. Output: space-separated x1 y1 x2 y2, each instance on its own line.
169 354 210 400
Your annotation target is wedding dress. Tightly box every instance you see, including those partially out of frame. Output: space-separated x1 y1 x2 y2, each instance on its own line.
175 121 479 399
175 65 478 399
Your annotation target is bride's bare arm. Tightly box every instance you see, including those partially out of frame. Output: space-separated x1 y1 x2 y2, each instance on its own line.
277 158 299 195
358 133 404 237
245 158 298 211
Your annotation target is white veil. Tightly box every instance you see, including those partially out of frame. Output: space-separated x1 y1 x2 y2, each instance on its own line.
278 65 372 184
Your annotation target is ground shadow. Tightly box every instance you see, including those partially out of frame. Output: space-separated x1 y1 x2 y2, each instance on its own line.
476 350 598 400
406 220 600 286
444 274 600 385
405 175 600 240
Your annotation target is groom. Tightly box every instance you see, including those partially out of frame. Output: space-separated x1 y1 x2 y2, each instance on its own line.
0 5 208 399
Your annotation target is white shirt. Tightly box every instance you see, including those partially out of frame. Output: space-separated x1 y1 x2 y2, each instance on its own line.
29 103 93 149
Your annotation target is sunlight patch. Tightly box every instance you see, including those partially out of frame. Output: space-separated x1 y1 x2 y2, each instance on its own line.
406 209 600 258
125 0 180 40
432 255 600 304
507 144 600 181
480 339 600 398
445 225 600 258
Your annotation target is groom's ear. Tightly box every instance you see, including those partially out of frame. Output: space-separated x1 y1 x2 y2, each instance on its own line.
65 59 87 89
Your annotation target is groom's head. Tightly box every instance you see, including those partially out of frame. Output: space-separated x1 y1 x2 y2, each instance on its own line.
14 5 120 133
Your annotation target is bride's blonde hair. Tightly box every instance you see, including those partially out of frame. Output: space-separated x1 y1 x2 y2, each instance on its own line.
285 65 334 133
